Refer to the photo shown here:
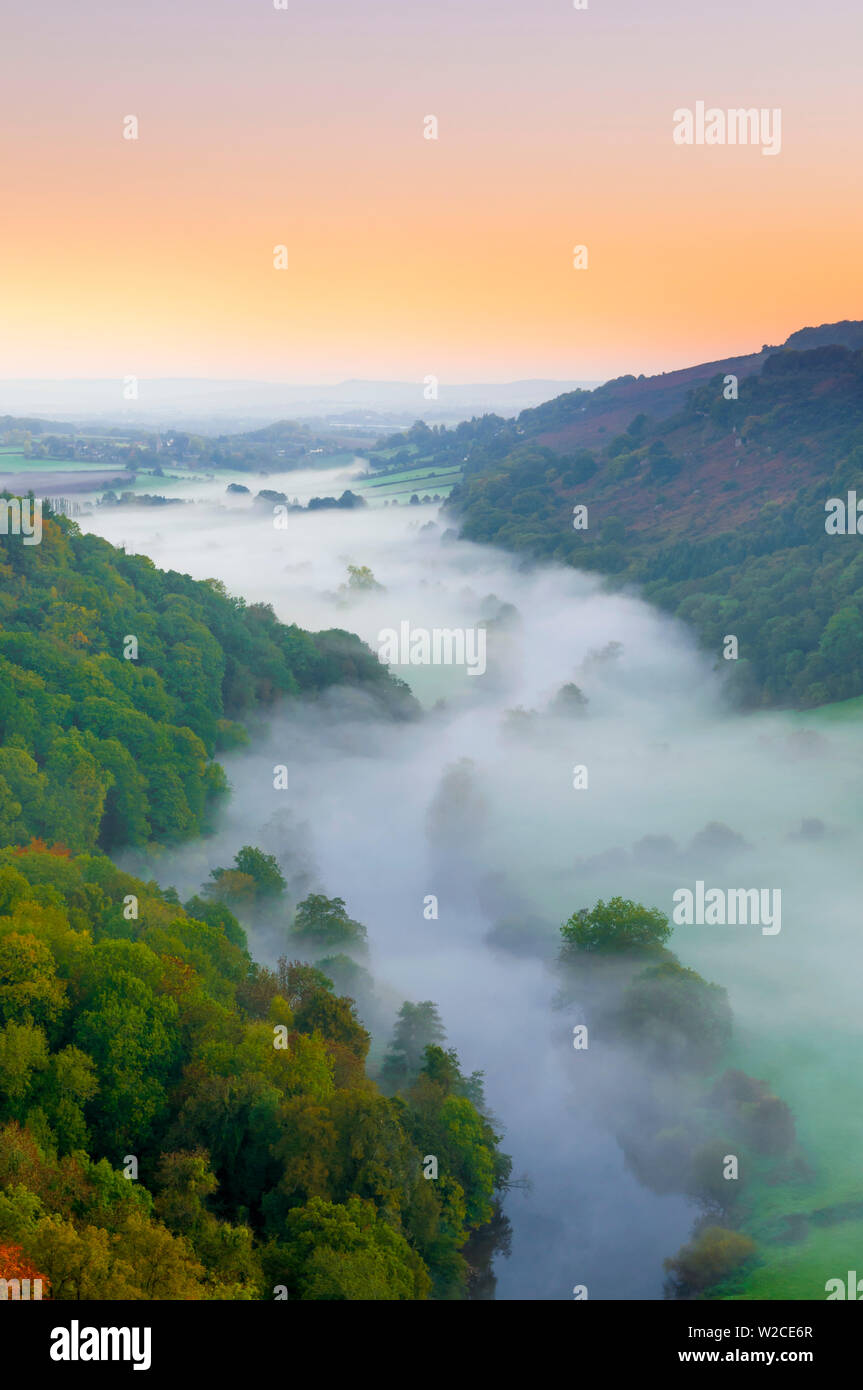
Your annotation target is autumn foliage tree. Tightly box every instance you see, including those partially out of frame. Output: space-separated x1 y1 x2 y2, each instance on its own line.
0 1242 50 1297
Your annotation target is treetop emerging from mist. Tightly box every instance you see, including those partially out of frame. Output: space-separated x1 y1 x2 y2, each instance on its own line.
204 846 287 908
289 893 369 953
560 897 671 956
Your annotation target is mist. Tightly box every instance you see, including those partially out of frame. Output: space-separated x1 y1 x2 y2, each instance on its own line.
77 463 863 1300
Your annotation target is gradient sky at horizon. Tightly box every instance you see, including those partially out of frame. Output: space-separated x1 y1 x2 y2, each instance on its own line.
2 0 861 383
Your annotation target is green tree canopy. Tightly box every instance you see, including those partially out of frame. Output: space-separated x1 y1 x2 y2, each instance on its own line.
560 896 671 956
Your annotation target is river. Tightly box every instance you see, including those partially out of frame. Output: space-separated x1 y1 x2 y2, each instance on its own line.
77 459 863 1299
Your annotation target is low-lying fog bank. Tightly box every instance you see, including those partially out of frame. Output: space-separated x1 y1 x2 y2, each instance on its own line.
78 465 863 1298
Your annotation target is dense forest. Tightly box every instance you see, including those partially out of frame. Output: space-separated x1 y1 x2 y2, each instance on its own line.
0 516 510 1299
372 333 863 709
0 847 508 1298
0 509 414 854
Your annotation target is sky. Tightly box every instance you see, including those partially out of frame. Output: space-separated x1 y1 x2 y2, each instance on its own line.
1 0 861 383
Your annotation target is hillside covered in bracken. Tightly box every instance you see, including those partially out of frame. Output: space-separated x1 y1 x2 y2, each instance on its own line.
388 322 863 708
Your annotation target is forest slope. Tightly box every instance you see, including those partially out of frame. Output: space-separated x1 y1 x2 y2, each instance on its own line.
424 324 863 708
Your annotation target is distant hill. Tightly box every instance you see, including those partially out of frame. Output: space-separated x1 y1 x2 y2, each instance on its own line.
517 320 863 453
784 320 863 352
0 378 597 432
382 320 863 710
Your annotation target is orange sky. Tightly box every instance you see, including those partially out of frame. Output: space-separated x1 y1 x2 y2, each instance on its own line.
2 0 861 381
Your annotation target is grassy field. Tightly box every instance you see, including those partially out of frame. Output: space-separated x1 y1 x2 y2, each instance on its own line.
705 692 863 1299
0 452 120 473
370 443 421 461
359 466 461 487
791 694 863 725
353 463 462 502
720 1221 863 1300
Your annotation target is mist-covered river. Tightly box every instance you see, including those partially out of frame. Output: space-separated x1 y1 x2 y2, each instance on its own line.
77 461 863 1299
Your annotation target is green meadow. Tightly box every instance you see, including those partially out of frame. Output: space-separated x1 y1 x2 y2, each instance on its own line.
0 451 119 474
353 462 462 502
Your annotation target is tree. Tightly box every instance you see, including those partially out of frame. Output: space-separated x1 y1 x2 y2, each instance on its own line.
153 1151 218 1236
89 737 150 849
0 1021 49 1116
560 897 671 957
315 954 374 1011
293 991 370 1063
202 870 257 910
206 847 286 906
73 959 180 1151
549 682 588 716
742 1095 796 1156
275 1196 430 1300
234 846 285 896
403 1046 509 1233
0 934 67 1029
710 1070 796 1156
275 958 334 1010
0 1241 50 1297
618 960 732 1069
41 732 112 854
381 1002 446 1091
183 896 247 950
663 1226 757 1298
34 1046 98 1152
426 759 488 849
345 565 383 592
289 895 368 955
0 776 23 845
